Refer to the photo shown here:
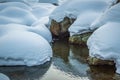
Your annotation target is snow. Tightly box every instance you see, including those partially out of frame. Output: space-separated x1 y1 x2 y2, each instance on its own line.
0 0 38 3
28 24 52 42
87 22 120 74
69 12 100 36
0 7 37 26
0 2 31 11
50 0 109 22
0 73 10 80
90 3 120 30
39 0 68 5
0 24 52 66
39 0 58 4
31 3 56 19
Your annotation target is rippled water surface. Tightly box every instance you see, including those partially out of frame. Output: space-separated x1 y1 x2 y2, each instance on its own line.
0 40 116 80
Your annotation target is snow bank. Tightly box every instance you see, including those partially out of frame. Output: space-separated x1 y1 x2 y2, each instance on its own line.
0 73 10 80
0 24 52 66
50 0 109 22
69 12 100 36
87 22 120 74
90 3 120 30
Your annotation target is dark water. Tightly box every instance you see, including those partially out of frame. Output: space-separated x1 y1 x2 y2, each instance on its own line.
0 40 116 80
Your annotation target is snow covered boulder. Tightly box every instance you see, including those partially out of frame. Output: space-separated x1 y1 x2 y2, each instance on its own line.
87 22 120 74
68 12 99 45
49 0 109 39
90 3 120 30
0 24 52 66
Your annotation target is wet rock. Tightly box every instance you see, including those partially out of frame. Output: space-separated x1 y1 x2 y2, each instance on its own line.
87 65 115 80
87 57 114 66
114 74 120 80
50 17 75 39
69 32 92 45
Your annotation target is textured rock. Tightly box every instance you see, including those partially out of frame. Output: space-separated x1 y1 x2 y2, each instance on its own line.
87 65 115 80
69 32 92 45
114 74 120 80
87 57 114 66
50 17 75 39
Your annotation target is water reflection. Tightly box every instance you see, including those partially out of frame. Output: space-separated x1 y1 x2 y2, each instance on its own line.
88 65 116 80
52 40 89 77
52 40 116 80
52 40 70 62
0 62 51 80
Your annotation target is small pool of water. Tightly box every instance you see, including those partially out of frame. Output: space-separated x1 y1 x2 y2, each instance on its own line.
0 40 116 80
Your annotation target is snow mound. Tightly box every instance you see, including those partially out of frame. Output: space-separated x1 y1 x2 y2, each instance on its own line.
31 4 55 19
90 3 120 30
68 12 100 36
0 0 38 3
0 24 52 66
39 0 58 5
87 22 120 74
0 7 37 26
50 0 109 22
0 73 10 80
28 24 52 42
0 2 31 11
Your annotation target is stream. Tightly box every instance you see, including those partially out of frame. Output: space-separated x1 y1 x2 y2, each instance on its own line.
0 40 116 80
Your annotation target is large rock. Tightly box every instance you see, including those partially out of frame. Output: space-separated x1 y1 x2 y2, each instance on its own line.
50 17 75 39
69 32 92 45
87 57 114 66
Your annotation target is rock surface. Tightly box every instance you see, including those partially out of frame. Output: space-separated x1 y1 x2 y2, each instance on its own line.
87 57 114 66
50 17 75 39
69 32 92 45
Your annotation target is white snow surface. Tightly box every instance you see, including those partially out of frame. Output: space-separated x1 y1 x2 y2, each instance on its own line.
0 7 37 26
0 73 10 80
0 24 52 66
50 0 111 22
69 12 100 36
87 22 120 74
90 3 120 30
